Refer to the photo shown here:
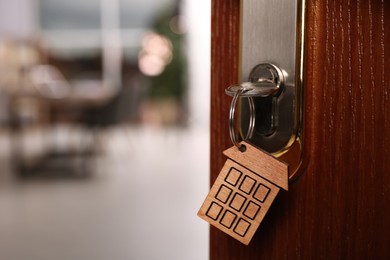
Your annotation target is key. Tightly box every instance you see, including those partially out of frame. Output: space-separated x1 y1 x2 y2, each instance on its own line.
198 141 288 245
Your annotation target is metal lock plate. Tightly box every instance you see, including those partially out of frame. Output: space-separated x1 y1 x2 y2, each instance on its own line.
238 0 306 180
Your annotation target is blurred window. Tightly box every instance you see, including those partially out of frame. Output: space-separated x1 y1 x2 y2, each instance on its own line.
40 0 101 30
39 0 175 60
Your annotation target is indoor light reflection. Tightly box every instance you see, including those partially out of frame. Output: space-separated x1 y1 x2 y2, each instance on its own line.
138 32 173 76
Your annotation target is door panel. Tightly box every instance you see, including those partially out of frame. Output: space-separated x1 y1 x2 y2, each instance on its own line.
210 0 390 259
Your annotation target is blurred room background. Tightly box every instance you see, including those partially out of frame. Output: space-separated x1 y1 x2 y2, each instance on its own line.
0 0 209 259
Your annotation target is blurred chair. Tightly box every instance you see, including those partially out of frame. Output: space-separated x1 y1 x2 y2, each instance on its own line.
1 34 133 176
12 62 121 176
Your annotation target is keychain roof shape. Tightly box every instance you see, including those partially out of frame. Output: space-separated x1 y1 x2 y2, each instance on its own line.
223 142 288 191
198 141 288 245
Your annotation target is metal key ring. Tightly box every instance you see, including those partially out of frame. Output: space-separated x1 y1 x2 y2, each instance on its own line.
229 87 256 150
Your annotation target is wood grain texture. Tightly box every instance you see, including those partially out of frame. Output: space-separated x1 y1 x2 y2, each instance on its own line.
209 0 242 256
210 0 390 259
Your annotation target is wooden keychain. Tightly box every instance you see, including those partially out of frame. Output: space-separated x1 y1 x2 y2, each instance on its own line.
198 86 289 245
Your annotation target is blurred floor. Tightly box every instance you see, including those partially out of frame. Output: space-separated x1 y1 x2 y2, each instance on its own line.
0 125 209 260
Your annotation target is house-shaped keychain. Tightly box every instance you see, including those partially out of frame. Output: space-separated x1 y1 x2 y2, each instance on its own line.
198 141 288 245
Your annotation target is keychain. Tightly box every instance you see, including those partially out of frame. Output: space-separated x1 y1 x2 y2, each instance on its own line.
198 84 288 245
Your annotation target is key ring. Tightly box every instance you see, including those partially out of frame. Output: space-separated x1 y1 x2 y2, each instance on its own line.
227 63 284 151
229 87 255 151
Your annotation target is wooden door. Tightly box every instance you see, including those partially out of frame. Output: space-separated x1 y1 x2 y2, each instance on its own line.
210 0 390 259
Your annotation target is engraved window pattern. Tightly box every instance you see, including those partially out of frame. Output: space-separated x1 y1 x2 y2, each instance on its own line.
205 165 273 238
